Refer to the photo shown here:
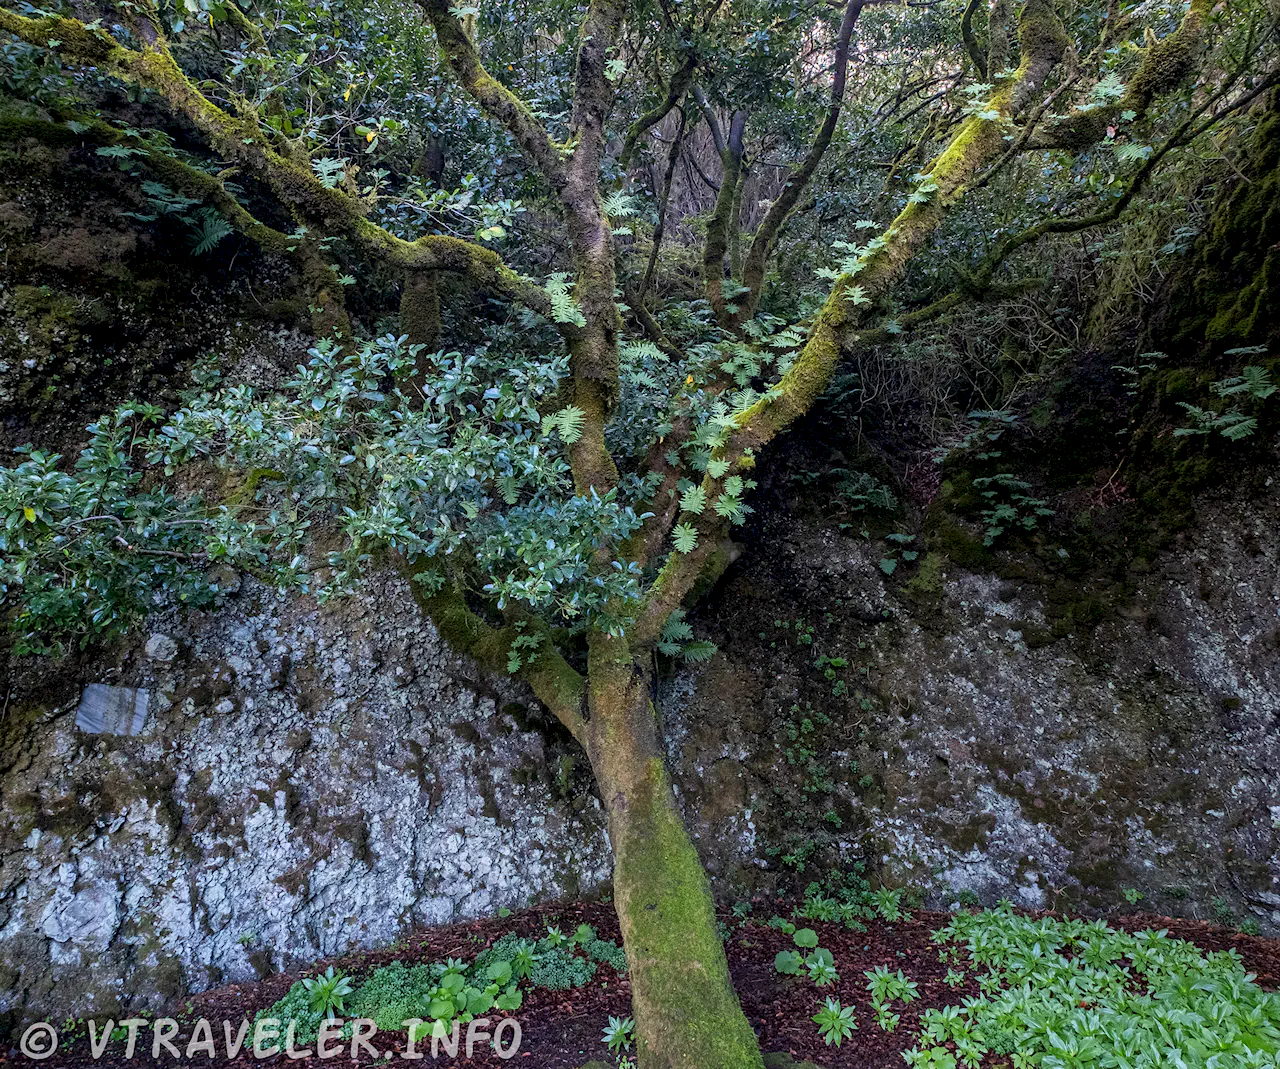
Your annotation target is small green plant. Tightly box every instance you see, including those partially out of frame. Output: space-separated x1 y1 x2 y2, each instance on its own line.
602 1015 635 1053
953 888 981 909
1210 895 1237 926
1176 356 1275 441
774 950 804 975
544 925 565 946
812 997 858 1046
873 888 909 922
874 1003 901 1032
1240 918 1261 937
301 966 353 1020
903 1048 958 1068
792 927 819 949
865 965 920 1007
805 948 839 987
973 473 1054 545
878 532 919 576
1122 887 1144 905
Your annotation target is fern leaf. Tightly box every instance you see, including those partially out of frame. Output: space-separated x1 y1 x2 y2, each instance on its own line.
672 523 699 553
681 640 717 663
190 211 233 256
552 406 586 444
679 486 707 514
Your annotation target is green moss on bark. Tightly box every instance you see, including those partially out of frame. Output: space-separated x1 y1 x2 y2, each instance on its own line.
607 758 763 1069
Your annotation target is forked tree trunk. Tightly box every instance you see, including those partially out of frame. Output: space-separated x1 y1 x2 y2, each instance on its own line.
584 643 764 1069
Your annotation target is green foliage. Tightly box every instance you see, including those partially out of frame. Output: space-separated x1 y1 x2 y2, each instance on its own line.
774 950 803 975
792 928 819 949
302 966 353 1020
865 965 919 1007
805 947 838 986
2 335 652 646
542 405 587 445
872 888 910 923
0 407 258 654
544 274 587 328
602 1015 635 1053
899 905 1280 1068
657 607 717 662
972 474 1054 546
258 925 625 1043
811 997 858 1046
1176 357 1275 441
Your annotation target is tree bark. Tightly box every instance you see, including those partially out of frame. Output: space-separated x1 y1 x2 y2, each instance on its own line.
584 637 763 1069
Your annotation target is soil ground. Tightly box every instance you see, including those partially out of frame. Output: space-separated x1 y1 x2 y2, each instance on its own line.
8 902 1279 1069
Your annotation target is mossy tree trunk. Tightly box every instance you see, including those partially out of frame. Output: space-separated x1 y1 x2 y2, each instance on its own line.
583 636 763 1069
410 581 765 1067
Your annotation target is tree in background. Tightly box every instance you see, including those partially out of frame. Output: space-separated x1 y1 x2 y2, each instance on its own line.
1 0 1276 1062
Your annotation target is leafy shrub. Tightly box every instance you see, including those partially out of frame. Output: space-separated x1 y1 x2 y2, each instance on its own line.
902 905 1280 1068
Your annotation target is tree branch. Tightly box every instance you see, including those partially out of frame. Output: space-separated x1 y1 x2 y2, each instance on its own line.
620 52 696 170
961 0 987 80
1029 0 1215 150
415 0 568 189
628 1 1074 638
405 570 588 742
738 0 866 323
0 8 560 324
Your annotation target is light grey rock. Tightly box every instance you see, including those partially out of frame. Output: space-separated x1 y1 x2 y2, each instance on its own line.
1 573 609 1026
144 633 179 662
74 684 150 736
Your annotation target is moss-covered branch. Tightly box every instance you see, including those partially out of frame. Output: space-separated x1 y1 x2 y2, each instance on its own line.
629 1 1072 642
619 53 696 170
414 0 568 190
1030 0 1214 150
405 569 588 742
0 112 352 336
695 88 748 329
0 7 556 323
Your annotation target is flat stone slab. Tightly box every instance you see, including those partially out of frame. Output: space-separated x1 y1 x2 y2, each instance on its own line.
75 684 151 736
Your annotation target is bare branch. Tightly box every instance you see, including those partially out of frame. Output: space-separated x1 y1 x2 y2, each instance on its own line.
738 0 867 322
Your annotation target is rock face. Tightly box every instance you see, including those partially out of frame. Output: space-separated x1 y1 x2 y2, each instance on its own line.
673 483 1280 924
2 485 1278 1030
0 575 609 1031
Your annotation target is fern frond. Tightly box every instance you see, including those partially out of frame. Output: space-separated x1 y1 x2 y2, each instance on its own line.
189 210 234 256
672 523 699 554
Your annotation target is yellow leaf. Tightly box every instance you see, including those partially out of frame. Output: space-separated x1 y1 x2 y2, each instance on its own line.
685 374 694 385
23 507 36 522
366 131 376 143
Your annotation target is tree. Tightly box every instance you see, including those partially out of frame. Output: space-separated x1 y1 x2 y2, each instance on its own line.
0 0 1276 1064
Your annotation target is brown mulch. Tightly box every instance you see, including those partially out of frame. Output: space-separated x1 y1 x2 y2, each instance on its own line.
7 904 1280 1069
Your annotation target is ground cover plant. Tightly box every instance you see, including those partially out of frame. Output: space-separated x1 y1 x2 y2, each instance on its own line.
1 0 1278 1063
35 898 1280 1068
